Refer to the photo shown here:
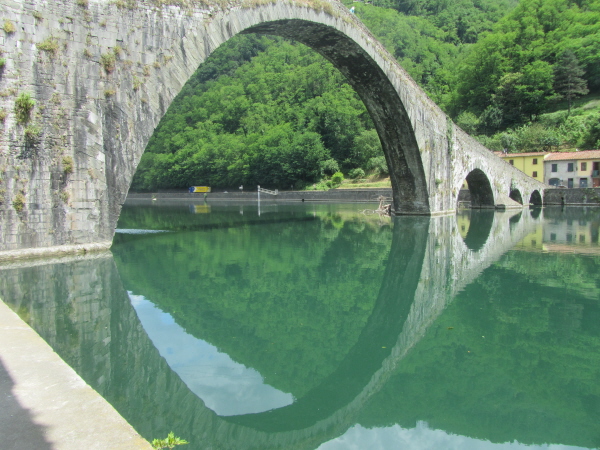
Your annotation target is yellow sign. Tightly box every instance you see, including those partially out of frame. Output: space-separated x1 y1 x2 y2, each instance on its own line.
191 205 211 214
189 186 211 193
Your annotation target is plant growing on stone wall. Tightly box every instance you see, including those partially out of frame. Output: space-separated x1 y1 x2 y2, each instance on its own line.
83 48 92 58
77 0 89 7
3 20 15 34
14 92 35 124
32 11 43 21
13 192 25 212
62 156 74 174
113 0 138 10
37 37 60 54
104 89 116 97
0 188 5 205
59 189 69 203
0 58 5 68
133 76 143 90
101 52 116 74
24 124 41 144
0 109 6 122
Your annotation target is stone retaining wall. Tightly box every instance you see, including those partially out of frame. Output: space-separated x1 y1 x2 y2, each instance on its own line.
544 188 600 205
127 189 395 203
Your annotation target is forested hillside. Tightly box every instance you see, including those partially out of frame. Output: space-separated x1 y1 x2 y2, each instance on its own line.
132 0 600 191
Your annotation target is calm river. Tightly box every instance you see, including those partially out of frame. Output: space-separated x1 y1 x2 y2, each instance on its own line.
1 201 599 449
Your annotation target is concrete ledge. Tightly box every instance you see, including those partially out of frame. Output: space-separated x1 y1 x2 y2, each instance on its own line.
0 242 113 263
0 300 152 450
128 188 393 203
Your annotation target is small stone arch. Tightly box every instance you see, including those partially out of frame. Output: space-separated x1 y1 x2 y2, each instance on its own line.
529 190 543 206
509 189 523 205
465 169 495 209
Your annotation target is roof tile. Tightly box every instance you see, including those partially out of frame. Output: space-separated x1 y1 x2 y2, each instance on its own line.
545 150 600 161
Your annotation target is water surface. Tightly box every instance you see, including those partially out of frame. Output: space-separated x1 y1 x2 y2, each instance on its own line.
1 202 599 449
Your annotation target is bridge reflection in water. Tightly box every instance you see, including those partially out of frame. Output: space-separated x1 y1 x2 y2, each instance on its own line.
0 204 599 450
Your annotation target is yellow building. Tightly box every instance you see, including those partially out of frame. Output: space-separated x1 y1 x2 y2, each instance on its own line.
494 152 547 182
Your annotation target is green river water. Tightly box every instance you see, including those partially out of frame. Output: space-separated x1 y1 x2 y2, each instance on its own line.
1 201 599 449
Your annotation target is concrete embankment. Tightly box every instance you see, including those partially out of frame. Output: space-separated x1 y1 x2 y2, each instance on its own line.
127 188 394 203
0 300 152 450
128 187 600 208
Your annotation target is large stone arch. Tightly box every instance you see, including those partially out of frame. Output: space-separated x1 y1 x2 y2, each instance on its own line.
240 19 429 214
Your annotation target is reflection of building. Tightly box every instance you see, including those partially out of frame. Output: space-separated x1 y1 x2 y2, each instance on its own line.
458 211 600 254
494 152 546 183
544 216 600 246
544 150 600 188
514 224 544 250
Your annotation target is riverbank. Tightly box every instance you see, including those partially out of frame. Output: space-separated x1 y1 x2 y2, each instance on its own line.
0 299 152 450
127 187 600 206
127 188 394 203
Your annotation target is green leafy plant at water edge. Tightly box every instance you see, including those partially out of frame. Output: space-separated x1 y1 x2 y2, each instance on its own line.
151 432 188 449
14 92 34 124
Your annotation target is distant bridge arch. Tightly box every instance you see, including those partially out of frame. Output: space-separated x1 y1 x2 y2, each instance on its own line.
510 189 524 205
0 0 547 255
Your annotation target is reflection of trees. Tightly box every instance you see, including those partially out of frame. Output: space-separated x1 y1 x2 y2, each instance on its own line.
113 206 394 398
358 261 600 449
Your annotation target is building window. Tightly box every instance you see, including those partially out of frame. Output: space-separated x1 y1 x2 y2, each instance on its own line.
566 233 573 242
568 178 574 188
581 162 587 171
531 240 537 247
580 235 585 243
550 233 556 241
509 160 514 165
532 171 538 178
568 162 574 172
552 164 558 172
580 178 588 188
533 158 538 165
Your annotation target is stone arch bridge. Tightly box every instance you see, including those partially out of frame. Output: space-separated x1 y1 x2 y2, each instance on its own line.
0 0 545 256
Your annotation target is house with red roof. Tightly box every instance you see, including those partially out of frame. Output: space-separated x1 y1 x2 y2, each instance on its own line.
544 150 600 188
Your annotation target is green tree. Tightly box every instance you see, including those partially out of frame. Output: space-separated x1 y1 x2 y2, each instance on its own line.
553 49 589 114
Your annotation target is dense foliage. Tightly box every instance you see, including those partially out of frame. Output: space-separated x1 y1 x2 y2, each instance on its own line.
132 36 381 191
133 0 600 191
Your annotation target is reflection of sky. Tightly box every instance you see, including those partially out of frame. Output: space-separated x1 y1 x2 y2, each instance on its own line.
128 293 294 416
319 422 589 450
